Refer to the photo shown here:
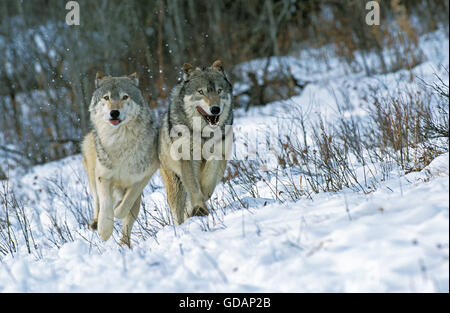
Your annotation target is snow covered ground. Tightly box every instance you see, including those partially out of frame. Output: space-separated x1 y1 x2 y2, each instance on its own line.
0 28 448 292
0 153 448 292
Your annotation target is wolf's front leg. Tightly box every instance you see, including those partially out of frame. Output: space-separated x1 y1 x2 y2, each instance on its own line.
113 163 157 219
113 176 152 220
180 160 209 217
200 159 228 200
96 177 114 241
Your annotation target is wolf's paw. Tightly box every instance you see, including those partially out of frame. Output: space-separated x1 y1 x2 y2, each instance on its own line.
191 205 209 217
89 219 98 231
120 236 131 248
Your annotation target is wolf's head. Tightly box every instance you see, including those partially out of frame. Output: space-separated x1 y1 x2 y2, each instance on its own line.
89 72 146 127
180 60 232 127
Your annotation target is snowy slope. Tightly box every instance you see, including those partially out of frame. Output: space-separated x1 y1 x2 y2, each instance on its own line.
0 29 448 293
0 154 448 292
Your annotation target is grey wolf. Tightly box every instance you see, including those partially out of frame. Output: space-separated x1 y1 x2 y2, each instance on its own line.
81 72 159 246
159 60 234 224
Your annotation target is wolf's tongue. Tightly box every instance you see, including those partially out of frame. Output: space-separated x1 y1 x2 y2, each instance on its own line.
196 106 219 125
196 106 210 118
110 119 120 125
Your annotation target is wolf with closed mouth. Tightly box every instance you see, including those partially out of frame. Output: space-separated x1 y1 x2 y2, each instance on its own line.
81 72 159 246
159 60 234 224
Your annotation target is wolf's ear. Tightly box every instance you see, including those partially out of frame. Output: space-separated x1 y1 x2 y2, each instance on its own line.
95 72 110 88
128 72 139 86
211 60 224 73
183 63 194 81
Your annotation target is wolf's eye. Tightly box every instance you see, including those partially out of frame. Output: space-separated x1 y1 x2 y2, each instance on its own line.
198 89 204 95
122 95 129 100
217 88 223 94
103 95 109 101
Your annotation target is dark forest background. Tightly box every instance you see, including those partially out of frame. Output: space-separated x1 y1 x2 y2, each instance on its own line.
0 0 448 169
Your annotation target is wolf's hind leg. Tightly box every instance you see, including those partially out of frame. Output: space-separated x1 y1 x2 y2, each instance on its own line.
86 166 100 230
120 196 141 247
160 165 187 225
82 135 100 231
89 201 100 230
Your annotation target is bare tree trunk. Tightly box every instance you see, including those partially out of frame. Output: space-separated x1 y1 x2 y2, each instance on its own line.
157 0 166 99
172 0 185 63
265 0 280 57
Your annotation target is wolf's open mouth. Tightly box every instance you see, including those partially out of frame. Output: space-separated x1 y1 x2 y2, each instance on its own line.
196 106 220 126
109 119 122 126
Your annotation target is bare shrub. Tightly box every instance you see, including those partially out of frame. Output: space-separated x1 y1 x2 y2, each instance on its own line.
224 70 449 203
0 180 38 257
364 74 449 172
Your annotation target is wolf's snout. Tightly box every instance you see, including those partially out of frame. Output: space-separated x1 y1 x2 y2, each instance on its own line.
109 110 122 125
110 110 120 119
210 106 221 115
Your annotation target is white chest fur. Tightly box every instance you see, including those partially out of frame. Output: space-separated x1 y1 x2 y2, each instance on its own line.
96 121 153 186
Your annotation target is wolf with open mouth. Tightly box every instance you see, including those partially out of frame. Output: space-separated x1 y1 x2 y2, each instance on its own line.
159 60 234 224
